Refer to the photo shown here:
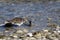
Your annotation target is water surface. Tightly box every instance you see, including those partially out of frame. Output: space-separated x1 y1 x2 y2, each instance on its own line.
0 2 60 32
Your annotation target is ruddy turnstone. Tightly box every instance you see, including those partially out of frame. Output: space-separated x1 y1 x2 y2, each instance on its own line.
5 17 31 26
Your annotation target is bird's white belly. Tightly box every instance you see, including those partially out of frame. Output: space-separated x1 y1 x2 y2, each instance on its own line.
14 22 24 26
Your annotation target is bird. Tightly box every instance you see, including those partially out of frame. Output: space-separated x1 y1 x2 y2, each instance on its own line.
5 17 32 27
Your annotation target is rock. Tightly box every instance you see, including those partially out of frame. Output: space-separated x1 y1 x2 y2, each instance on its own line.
27 33 33 37
0 39 3 40
43 29 49 32
10 33 18 38
28 37 36 40
41 36 48 40
33 31 41 39
23 29 28 33
23 37 36 40
16 30 24 34
18 39 22 40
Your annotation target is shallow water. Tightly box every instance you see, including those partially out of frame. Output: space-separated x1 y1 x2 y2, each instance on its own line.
0 2 60 32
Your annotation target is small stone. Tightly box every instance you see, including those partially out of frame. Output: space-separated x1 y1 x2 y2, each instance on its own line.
33 32 41 38
29 37 36 40
2 39 6 40
23 29 28 33
18 39 22 40
13 35 18 38
7 37 11 40
10 34 18 38
23 37 36 40
57 31 60 33
54 38 59 40
16 30 24 34
19 36 24 39
5 30 9 32
56 25 60 29
41 36 47 40
43 29 49 32
53 31 57 34
0 39 3 40
27 33 33 37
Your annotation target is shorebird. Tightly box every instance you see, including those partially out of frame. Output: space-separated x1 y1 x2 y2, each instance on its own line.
5 17 31 26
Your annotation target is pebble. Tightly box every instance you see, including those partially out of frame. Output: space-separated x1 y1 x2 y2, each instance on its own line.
53 31 57 34
0 39 3 40
41 36 47 40
27 33 33 37
28 37 36 40
13 35 18 38
57 31 60 33
33 31 41 39
43 29 49 32
53 38 59 40
16 30 24 34
18 39 22 40
23 29 28 33
10 33 18 38
4 30 9 32
23 37 36 40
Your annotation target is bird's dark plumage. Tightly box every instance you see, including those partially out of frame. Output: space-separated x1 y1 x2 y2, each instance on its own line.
4 23 13 28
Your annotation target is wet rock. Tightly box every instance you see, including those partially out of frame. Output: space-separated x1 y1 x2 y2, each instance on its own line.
41 36 48 40
0 39 3 40
18 39 22 40
26 33 33 37
43 29 49 32
23 37 36 40
23 29 28 33
19 35 25 39
10 33 18 38
16 30 24 34
32 31 41 39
